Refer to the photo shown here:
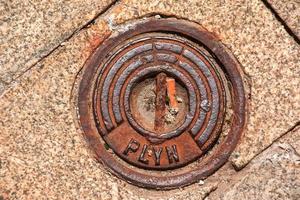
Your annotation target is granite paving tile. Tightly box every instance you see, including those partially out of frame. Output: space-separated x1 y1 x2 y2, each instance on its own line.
0 0 115 95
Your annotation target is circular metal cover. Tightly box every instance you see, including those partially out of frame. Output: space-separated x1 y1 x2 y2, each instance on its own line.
77 18 246 189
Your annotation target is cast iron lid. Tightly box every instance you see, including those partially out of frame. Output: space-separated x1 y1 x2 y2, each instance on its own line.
77 18 246 189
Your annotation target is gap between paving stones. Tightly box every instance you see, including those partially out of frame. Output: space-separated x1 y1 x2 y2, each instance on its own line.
0 0 120 98
261 0 300 44
203 124 300 200
232 121 300 170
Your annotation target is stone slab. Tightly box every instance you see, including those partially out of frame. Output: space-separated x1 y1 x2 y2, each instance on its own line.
0 0 114 95
208 127 300 200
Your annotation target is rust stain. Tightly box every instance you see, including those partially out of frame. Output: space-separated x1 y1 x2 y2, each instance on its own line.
85 20 112 55
166 78 178 110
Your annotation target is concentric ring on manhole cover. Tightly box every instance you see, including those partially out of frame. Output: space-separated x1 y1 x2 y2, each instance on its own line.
77 18 246 189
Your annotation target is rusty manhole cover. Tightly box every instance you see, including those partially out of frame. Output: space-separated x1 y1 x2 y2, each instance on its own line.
77 18 246 189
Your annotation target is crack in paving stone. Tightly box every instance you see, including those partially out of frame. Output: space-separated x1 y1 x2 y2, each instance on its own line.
261 0 300 44
202 185 218 200
207 126 300 199
0 0 120 98
231 121 300 170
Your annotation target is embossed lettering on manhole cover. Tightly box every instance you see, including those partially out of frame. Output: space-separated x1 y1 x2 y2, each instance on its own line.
77 18 246 189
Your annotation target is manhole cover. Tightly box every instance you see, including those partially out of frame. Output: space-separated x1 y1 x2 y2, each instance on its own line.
77 18 246 189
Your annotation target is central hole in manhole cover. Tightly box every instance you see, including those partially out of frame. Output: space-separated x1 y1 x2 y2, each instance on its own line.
130 73 189 136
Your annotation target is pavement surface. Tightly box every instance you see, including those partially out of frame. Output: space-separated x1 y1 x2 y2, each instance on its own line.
0 0 299 199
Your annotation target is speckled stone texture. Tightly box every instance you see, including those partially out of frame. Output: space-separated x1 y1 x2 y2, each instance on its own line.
0 0 300 199
267 0 300 39
0 0 114 95
208 127 300 200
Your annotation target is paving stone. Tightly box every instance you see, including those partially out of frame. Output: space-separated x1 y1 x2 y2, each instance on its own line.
0 0 299 199
266 0 300 39
0 0 114 95
0 17 114 199
208 127 300 200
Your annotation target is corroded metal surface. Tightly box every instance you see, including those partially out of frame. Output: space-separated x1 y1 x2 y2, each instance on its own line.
77 18 246 189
